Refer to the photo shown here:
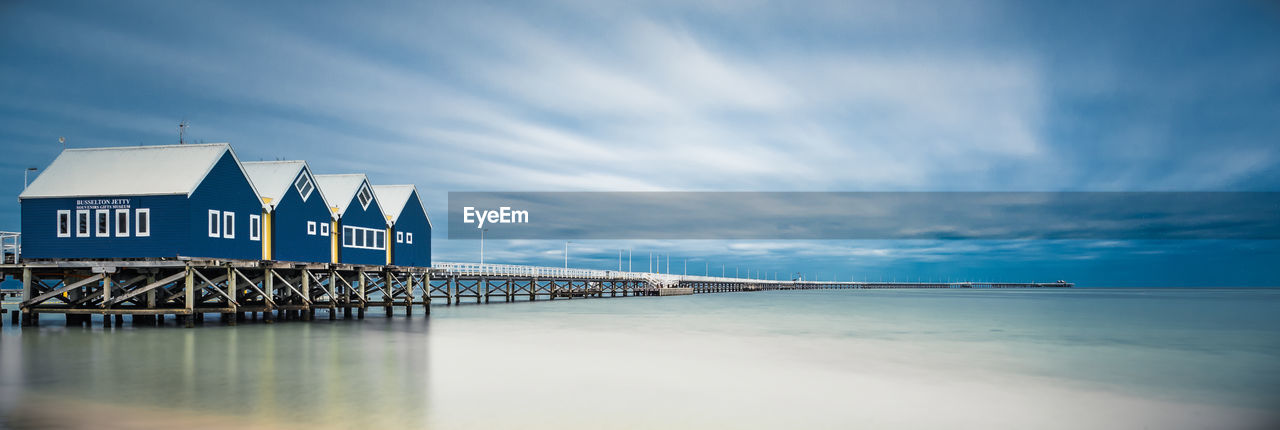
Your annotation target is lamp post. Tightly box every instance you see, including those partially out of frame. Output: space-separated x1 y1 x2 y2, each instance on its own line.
564 241 571 269
479 228 488 265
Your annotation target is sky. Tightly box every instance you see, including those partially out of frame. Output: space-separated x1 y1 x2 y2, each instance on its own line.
1 0 1278 286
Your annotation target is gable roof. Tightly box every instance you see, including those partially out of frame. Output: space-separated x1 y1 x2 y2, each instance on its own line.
373 185 434 228
242 160 330 212
19 143 263 201
314 173 382 219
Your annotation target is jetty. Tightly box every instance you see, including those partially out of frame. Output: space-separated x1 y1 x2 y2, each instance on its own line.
0 259 1070 328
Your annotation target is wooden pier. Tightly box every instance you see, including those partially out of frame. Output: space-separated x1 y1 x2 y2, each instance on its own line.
0 260 1071 328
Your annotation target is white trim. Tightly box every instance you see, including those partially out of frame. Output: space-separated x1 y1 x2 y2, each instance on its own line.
57 210 71 238
307 221 317 235
223 212 235 239
114 209 130 237
294 171 315 202
76 210 90 237
135 208 151 237
341 225 386 250
320 222 330 237
208 210 221 238
95 209 111 237
406 232 413 244
357 184 373 210
249 214 261 241
396 231 404 243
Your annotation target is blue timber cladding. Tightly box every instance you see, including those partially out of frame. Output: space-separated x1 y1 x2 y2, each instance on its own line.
18 148 262 261
183 151 263 260
20 194 188 259
391 189 432 267
337 180 387 265
271 168 333 263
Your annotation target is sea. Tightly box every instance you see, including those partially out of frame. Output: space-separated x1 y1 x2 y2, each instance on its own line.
1 288 1278 429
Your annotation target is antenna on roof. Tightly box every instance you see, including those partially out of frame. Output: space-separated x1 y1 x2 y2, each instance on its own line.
178 119 189 145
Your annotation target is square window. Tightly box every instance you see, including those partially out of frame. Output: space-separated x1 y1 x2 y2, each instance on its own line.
320 222 330 237
396 231 404 243
357 185 373 209
95 210 110 237
294 172 315 201
307 221 317 235
208 210 221 238
135 209 150 237
223 212 235 239
406 232 413 244
77 210 90 237
115 209 130 237
57 210 71 238
249 214 261 241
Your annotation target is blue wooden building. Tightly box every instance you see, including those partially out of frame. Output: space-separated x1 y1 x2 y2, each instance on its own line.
373 185 432 267
314 174 388 265
242 161 333 264
18 143 265 261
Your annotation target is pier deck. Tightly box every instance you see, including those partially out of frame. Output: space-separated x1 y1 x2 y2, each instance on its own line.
0 259 1070 328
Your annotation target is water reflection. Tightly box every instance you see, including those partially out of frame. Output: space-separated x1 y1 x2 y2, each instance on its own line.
2 319 431 429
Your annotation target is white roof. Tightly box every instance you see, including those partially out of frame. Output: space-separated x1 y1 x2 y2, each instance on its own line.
19 143 262 200
242 160 330 212
314 174 383 219
372 184 433 228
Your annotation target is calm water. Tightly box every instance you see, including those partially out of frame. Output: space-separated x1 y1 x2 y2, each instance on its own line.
2 289 1279 429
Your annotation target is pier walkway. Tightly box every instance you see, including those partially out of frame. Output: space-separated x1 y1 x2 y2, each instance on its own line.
0 259 1070 328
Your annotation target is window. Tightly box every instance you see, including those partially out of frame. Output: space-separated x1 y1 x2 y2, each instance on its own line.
294 172 315 201
57 210 71 238
223 212 235 239
357 184 373 209
135 209 150 237
249 215 261 241
307 221 317 235
320 222 330 237
396 231 404 243
77 210 90 237
115 209 130 237
208 210 221 238
95 210 110 237
340 225 386 250
406 232 413 244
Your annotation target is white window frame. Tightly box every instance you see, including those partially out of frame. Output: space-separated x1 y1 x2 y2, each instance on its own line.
135 208 151 237
57 210 71 238
249 214 261 241
115 209 130 237
208 210 221 238
223 212 235 239
396 231 404 243
76 210 90 237
340 225 386 250
307 221 317 235
357 184 373 210
320 222 330 237
294 172 315 202
95 209 111 237
406 232 413 244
